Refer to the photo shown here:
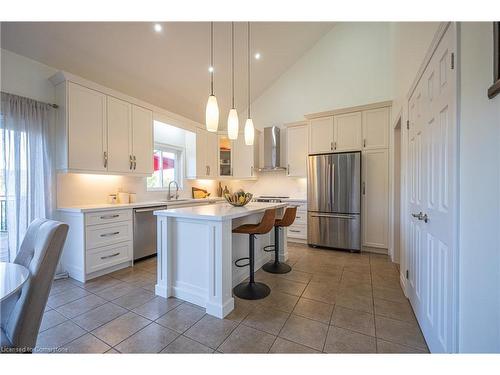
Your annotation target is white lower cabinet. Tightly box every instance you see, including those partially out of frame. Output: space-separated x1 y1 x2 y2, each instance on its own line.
59 209 133 282
362 149 389 249
287 202 308 243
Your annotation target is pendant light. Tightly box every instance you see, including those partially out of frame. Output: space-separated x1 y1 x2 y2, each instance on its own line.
244 22 255 146
206 22 219 132
227 22 239 140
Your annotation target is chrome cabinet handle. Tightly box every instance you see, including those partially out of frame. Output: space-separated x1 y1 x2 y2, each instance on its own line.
129 155 133 170
133 155 137 170
362 182 366 195
100 214 119 219
311 214 357 219
100 231 120 237
101 252 120 260
287 164 290 175
363 139 366 148
289 229 300 233
330 142 333 150
103 151 108 168
334 141 337 150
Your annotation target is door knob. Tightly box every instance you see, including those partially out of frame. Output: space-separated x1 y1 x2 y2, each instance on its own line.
411 212 422 218
411 212 429 223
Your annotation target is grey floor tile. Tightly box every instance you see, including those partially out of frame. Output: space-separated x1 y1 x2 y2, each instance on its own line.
242 306 289 335
47 287 91 308
373 285 407 303
156 303 206 333
276 269 313 284
132 297 183 320
219 324 275 353
269 337 321 353
61 333 111 353
336 293 374 314
161 335 213 353
270 278 307 296
377 339 427 353
36 321 86 351
81 276 123 293
374 298 416 322
331 306 375 336
184 314 238 349
72 302 128 331
56 294 107 319
279 314 329 351
39 310 68 332
115 322 179 353
95 283 139 301
111 289 156 310
302 282 337 305
92 312 151 347
324 326 376 353
259 290 300 313
292 298 334 324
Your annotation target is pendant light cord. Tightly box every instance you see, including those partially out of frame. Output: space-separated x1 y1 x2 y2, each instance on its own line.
247 22 251 119
231 22 235 109
210 22 214 96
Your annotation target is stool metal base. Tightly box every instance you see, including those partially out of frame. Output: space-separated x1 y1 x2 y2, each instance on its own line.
262 261 292 274
233 281 270 300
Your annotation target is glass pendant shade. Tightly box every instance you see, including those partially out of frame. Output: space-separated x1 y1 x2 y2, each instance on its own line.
205 95 219 132
244 118 254 145
227 108 239 140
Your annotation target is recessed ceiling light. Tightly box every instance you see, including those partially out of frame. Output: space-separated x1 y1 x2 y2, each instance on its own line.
254 52 261 60
154 23 163 33
208 66 214 73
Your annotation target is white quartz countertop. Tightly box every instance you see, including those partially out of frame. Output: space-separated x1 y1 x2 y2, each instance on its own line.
57 198 225 213
154 202 288 221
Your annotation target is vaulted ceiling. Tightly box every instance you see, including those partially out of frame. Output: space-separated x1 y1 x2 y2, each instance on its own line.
1 22 335 125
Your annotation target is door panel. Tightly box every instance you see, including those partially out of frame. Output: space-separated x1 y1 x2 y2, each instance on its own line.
406 24 456 353
332 152 361 214
334 112 362 152
307 154 333 212
107 96 132 173
131 105 153 175
307 213 360 251
287 124 308 177
68 82 107 171
309 117 334 154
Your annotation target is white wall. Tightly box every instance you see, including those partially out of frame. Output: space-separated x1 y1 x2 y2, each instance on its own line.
250 22 393 128
458 22 500 353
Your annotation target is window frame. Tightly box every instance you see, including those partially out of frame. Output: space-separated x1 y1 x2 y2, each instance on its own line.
488 22 500 99
146 142 185 192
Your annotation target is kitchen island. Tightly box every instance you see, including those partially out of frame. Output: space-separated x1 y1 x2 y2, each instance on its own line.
154 202 288 318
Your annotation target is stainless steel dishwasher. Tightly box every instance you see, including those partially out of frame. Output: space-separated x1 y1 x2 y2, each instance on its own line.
133 205 167 261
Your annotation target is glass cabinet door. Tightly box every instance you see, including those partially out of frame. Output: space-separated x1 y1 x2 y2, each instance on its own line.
218 135 232 176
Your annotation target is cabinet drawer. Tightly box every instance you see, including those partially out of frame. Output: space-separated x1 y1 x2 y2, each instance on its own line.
86 241 132 274
287 224 307 239
86 221 132 250
86 209 132 226
294 211 307 225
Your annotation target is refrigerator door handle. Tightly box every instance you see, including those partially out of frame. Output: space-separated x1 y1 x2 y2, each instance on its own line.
329 161 334 210
310 213 358 220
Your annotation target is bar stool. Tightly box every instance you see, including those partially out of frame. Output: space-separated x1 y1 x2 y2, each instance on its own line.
233 209 276 300
262 206 297 274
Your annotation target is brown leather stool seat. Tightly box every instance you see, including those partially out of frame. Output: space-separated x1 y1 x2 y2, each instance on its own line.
262 206 297 274
232 209 276 300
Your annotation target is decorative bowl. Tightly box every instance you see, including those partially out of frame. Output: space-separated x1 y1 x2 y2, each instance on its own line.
224 190 253 207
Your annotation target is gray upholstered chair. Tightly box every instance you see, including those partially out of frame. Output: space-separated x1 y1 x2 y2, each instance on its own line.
0 219 69 353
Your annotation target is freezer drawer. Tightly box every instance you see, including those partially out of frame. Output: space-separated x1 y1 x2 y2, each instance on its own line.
307 212 361 251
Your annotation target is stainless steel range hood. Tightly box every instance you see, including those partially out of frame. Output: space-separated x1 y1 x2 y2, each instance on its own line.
258 126 287 172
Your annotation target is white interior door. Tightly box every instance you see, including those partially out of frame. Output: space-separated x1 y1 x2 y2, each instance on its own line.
406 24 457 353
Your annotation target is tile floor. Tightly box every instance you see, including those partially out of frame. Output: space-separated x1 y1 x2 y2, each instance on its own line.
36 242 429 354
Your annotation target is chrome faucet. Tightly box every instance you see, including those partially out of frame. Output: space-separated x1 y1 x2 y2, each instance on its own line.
167 181 179 201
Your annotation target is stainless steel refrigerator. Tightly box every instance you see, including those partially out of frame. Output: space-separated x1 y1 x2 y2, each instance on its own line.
307 152 361 251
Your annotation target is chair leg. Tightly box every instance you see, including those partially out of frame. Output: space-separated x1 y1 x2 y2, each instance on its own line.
262 226 292 274
233 234 270 300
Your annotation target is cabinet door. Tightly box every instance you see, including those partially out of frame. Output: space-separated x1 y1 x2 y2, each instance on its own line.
286 124 308 177
195 129 208 177
362 107 389 149
206 132 218 178
362 149 389 248
131 105 153 175
309 117 334 154
68 82 107 171
107 96 132 173
218 135 233 177
233 134 255 178
334 112 362 152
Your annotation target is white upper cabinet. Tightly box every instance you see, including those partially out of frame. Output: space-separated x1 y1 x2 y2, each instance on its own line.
362 107 389 150
206 132 218 178
67 82 107 172
53 75 153 176
107 96 132 173
233 132 259 179
334 112 362 152
309 116 334 154
192 129 218 178
286 123 308 177
131 105 153 175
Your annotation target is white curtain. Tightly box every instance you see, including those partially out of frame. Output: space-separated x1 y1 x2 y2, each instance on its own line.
0 92 55 262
